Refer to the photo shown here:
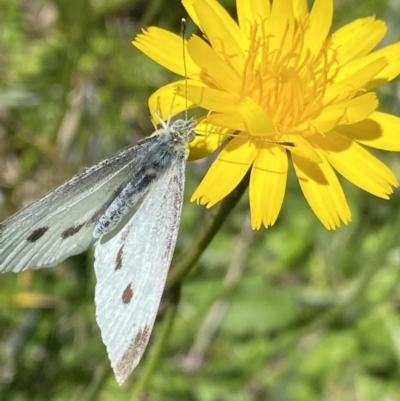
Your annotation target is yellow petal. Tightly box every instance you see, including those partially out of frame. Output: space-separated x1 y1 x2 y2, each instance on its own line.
188 119 229 160
132 27 199 77
288 136 322 164
191 136 257 206
310 106 346 133
250 145 288 228
174 83 238 112
186 35 241 94
237 96 276 135
183 0 245 51
336 111 400 151
337 92 378 124
324 58 387 103
237 0 270 40
330 17 387 66
182 0 202 30
303 0 333 56
207 112 246 131
292 153 351 229
269 0 295 59
312 92 378 132
188 0 246 72
334 42 400 90
310 130 398 198
293 0 308 20
148 80 200 122
363 42 400 89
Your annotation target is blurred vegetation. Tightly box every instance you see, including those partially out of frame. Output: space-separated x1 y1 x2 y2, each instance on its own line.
1 0 400 400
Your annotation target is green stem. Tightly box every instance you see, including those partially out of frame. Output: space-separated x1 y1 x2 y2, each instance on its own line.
129 286 181 400
80 361 110 401
167 174 249 287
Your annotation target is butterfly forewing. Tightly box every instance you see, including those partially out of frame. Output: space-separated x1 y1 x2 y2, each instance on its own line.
94 156 186 385
0 138 153 273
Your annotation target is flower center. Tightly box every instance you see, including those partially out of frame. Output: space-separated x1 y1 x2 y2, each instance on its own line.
242 20 338 135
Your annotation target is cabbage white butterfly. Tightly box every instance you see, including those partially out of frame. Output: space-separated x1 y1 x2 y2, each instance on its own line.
0 115 197 384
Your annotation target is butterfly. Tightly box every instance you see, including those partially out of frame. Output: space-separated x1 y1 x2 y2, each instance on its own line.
0 116 197 385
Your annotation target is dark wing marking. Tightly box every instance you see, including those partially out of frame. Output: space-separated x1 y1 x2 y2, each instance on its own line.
114 326 151 383
115 246 124 271
27 227 49 242
122 283 134 304
61 224 85 239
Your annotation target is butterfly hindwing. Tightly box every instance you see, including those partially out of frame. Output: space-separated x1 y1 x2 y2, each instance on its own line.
94 155 185 385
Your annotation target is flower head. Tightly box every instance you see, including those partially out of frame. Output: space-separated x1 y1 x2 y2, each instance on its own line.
133 0 400 229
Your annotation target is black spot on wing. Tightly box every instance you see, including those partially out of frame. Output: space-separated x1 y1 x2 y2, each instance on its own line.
115 246 124 271
61 223 85 239
27 226 49 242
122 283 134 304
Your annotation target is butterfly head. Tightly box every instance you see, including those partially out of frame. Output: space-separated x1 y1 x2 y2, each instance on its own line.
169 118 197 144
153 113 197 159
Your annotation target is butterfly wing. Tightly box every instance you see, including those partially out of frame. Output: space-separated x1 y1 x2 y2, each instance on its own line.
0 138 153 273
94 155 185 385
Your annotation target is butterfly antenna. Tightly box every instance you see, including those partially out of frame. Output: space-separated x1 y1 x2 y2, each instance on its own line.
156 19 189 129
181 18 189 122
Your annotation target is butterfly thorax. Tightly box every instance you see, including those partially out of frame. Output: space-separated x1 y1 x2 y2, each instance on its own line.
151 117 196 160
93 117 197 238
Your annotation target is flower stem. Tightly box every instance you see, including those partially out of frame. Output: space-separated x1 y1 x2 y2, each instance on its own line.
167 173 249 288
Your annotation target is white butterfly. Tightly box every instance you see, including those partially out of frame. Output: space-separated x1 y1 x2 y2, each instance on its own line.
0 116 197 385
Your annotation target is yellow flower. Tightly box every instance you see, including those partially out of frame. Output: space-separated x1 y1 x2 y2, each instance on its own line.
133 0 400 229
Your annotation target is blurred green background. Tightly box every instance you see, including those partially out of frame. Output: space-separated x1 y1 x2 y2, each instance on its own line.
1 0 400 400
